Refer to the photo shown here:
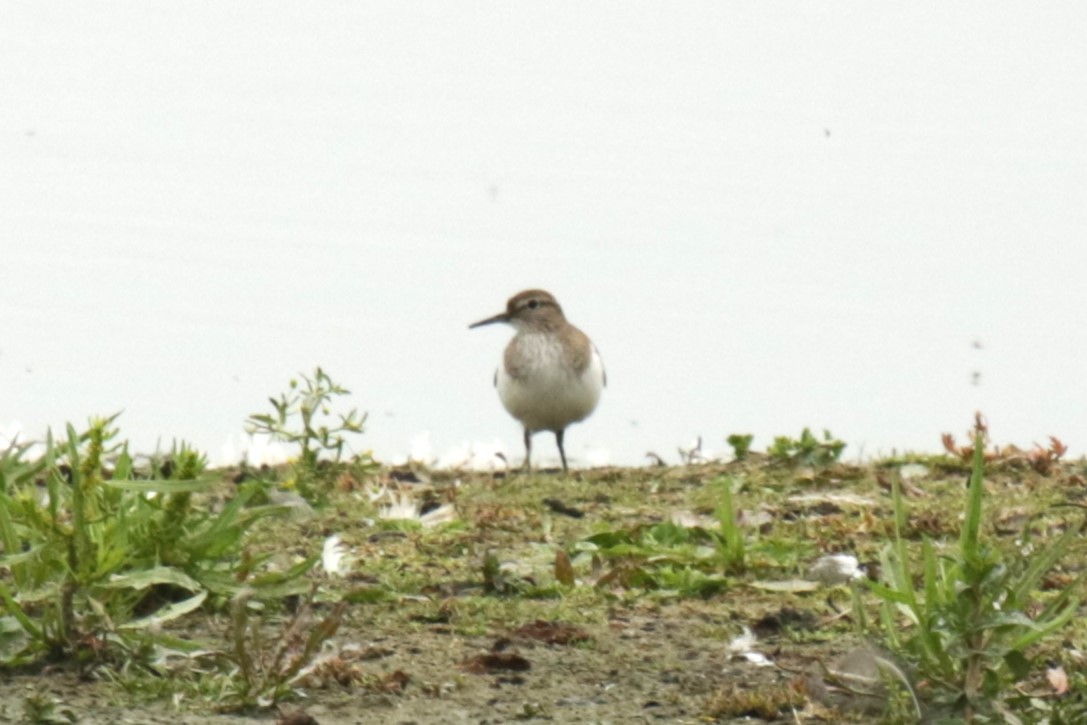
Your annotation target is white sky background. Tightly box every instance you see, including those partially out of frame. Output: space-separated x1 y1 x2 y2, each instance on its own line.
2 3 1086 466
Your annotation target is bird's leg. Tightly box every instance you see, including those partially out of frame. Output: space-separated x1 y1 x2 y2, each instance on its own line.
522 427 533 472
556 429 568 473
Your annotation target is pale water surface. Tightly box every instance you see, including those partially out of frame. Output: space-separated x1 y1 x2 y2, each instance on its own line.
3 3 1086 467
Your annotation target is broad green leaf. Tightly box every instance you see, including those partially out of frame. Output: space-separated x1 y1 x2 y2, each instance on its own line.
102 566 202 592
118 591 207 631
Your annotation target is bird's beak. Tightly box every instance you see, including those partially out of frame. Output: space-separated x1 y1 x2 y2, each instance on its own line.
468 312 509 329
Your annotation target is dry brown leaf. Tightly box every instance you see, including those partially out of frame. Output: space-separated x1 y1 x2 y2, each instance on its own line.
554 550 575 586
513 620 592 646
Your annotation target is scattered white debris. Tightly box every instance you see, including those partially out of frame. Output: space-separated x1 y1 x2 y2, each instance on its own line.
740 651 773 666
728 626 758 653
379 492 423 521
378 493 458 529
670 504 773 532
808 554 864 585
899 463 929 480
266 490 315 520
750 579 821 593
669 510 717 529
321 534 354 577
356 430 607 471
436 439 507 470
419 502 457 528
220 433 291 467
738 508 774 529
787 492 876 507
391 431 509 471
364 481 395 504
727 626 773 667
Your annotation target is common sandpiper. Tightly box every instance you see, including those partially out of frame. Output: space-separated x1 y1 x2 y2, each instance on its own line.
470 289 605 472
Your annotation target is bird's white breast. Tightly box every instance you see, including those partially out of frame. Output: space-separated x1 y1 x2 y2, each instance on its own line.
495 333 604 433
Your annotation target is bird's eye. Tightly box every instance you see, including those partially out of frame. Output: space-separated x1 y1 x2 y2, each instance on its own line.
527 299 540 309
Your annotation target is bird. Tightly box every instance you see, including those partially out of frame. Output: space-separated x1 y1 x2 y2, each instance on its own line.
469 289 605 472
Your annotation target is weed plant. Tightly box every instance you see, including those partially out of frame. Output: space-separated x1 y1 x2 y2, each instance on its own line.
868 428 1085 722
210 587 347 707
768 428 846 468
726 433 754 461
0 416 312 669
245 367 374 502
572 477 746 597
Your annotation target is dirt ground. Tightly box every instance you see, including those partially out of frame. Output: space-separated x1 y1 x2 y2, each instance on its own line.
0 600 850 724
2 451 1084 724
